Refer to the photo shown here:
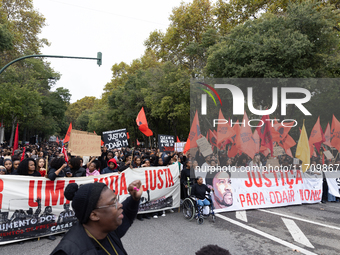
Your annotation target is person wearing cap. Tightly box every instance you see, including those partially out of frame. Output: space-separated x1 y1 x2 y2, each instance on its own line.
51 180 143 255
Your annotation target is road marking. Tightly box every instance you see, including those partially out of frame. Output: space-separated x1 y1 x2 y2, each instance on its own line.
282 218 314 248
236 210 247 222
258 209 340 231
216 214 318 255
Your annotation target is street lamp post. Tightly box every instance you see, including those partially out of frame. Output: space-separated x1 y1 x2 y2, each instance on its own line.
0 52 102 145
0 52 102 75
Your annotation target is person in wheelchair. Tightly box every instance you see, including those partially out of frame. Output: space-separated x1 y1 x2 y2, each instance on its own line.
191 176 214 213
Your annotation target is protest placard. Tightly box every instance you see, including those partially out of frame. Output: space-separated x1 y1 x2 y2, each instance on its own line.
174 142 186 152
103 128 129 150
293 158 300 165
158 134 175 152
323 150 334 160
68 130 101 156
196 137 213 157
273 146 285 157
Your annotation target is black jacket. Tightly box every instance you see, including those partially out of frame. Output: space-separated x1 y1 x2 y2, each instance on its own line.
51 196 139 255
47 167 66 181
191 183 211 200
70 167 86 177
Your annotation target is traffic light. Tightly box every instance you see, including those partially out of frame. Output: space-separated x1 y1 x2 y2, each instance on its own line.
97 52 102 67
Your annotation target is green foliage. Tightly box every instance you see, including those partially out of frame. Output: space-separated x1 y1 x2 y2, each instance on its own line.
205 1 340 78
144 0 215 76
0 23 13 52
65 96 97 127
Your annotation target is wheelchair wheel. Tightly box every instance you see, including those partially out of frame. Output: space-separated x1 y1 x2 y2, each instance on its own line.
197 217 204 225
182 198 195 221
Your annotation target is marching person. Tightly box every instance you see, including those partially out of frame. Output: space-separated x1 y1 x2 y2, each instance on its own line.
51 180 143 255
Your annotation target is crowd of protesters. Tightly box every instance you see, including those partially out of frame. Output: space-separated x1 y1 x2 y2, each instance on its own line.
1 142 338 204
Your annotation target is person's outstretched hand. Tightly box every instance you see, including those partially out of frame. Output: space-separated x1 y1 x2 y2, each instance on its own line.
128 180 143 201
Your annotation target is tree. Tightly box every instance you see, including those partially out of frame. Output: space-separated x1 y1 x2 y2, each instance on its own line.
206 1 340 78
205 1 340 140
65 96 97 127
142 62 190 137
215 0 340 35
144 0 215 76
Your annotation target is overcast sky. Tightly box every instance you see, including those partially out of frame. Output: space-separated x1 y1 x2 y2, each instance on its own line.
33 0 191 103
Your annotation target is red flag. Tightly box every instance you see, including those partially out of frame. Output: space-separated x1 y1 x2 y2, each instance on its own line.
56 137 60 143
187 110 201 148
176 136 180 143
256 115 273 155
253 130 260 154
20 147 26 162
309 117 323 156
137 139 141 146
322 152 325 164
331 115 340 151
239 112 256 159
136 107 153 137
64 123 72 143
324 123 332 147
217 109 235 149
228 120 241 158
314 124 325 153
62 145 69 163
127 132 130 139
183 139 190 154
209 130 218 148
205 130 210 142
12 123 19 156
279 134 296 151
271 119 294 143
286 148 293 158
260 146 270 157
183 111 202 154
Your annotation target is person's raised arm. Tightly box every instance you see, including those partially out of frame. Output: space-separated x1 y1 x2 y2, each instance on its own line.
115 180 143 238
48 162 67 181
86 156 95 168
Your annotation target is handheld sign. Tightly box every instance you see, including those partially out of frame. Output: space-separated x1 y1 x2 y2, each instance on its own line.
158 134 175 152
69 130 101 156
103 128 129 149
196 137 213 157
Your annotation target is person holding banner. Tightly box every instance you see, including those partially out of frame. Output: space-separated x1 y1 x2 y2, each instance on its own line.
51 180 143 255
17 158 41 176
48 157 68 181
36 157 48 177
68 157 86 177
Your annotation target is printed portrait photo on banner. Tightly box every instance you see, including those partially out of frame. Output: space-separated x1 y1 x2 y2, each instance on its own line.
206 170 233 209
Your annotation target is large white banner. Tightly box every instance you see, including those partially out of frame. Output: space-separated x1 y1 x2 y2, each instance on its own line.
0 164 180 245
202 168 323 213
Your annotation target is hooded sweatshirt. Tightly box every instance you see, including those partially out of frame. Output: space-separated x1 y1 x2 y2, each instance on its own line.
102 158 118 174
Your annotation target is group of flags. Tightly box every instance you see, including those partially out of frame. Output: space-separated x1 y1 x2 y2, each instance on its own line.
183 109 340 172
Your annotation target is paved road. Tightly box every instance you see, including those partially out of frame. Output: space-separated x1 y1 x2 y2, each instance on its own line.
1 202 339 255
